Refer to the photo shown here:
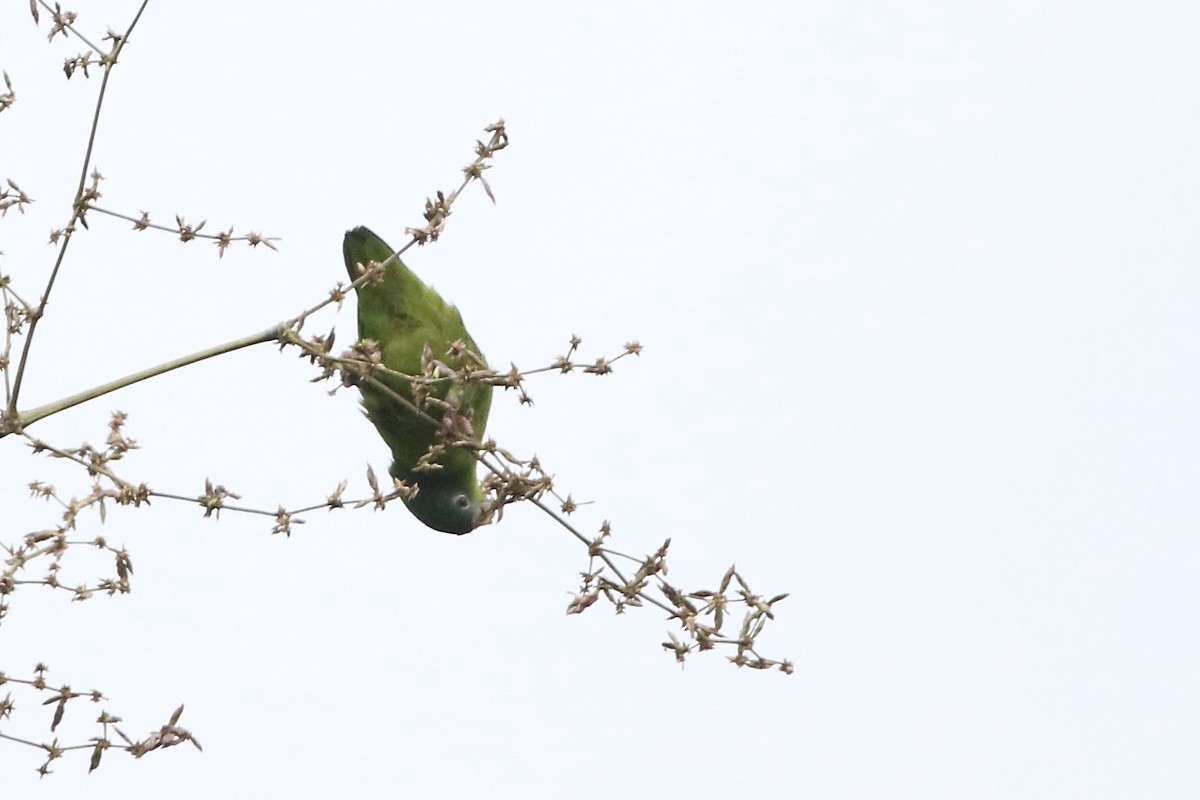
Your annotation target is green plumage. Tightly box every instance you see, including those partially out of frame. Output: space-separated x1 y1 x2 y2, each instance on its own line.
343 226 492 534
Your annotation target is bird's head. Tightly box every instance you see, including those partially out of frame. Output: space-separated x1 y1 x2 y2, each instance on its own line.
402 472 487 535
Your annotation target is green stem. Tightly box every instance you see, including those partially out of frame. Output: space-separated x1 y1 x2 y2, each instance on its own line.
1 325 280 437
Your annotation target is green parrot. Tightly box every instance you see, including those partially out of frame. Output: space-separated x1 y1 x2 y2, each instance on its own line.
343 226 493 534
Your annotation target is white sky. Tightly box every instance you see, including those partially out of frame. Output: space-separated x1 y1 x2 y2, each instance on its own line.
2 1 1197 796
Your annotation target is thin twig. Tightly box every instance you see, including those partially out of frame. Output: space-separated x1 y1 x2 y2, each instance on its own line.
8 0 151 414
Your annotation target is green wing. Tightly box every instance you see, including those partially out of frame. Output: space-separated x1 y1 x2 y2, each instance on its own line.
343 226 492 533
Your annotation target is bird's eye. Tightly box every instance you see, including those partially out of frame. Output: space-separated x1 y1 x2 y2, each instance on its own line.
453 494 470 510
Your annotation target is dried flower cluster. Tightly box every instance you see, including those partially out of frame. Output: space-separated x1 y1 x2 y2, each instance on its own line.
0 664 201 777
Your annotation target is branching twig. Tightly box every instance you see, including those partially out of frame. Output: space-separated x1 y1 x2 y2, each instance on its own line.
8 0 151 415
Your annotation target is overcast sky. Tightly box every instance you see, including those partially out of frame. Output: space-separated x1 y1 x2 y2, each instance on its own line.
2 1 1197 797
